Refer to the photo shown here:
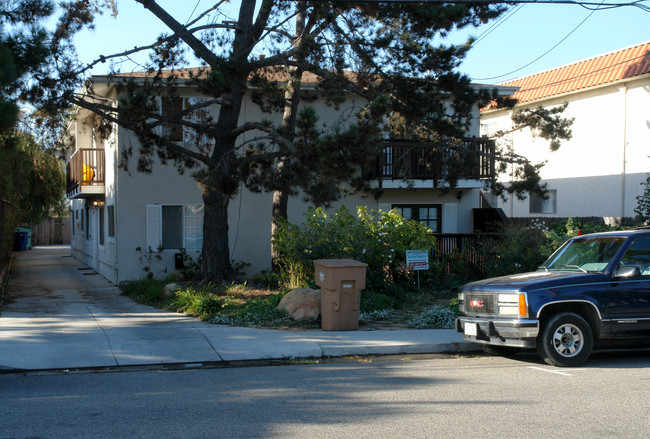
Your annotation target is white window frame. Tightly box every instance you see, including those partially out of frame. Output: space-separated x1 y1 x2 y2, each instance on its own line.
160 97 213 152
530 190 557 215
146 204 204 251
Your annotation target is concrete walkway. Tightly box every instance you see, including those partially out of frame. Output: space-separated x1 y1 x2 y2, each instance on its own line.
0 246 475 372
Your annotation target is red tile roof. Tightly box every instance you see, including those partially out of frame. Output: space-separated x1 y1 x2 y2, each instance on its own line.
496 41 650 105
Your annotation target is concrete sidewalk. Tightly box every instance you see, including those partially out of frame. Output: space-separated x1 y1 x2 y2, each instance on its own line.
0 246 475 372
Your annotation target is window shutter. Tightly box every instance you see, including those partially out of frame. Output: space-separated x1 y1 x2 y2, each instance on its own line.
146 204 162 250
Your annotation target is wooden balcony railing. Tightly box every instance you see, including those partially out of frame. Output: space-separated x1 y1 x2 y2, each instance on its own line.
66 148 105 198
378 138 495 184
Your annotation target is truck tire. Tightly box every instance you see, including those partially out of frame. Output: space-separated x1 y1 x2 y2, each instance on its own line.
481 345 521 358
537 312 593 367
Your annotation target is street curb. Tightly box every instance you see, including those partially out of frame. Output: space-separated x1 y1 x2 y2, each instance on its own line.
0 344 482 375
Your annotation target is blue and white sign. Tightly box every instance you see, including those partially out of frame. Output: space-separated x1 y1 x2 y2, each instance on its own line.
406 250 429 271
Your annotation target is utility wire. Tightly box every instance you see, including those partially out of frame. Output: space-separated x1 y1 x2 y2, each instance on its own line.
186 0 203 25
302 0 649 10
474 0 606 81
473 4 525 47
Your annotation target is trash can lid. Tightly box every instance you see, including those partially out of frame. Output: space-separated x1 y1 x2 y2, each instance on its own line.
313 259 368 268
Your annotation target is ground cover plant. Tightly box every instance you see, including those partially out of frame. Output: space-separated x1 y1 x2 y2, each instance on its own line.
121 276 459 329
122 217 624 330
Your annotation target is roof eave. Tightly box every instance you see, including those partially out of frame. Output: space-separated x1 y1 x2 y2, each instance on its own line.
484 71 650 113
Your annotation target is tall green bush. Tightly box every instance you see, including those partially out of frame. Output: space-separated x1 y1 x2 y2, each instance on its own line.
477 218 621 280
272 206 436 294
634 175 650 225
477 225 551 278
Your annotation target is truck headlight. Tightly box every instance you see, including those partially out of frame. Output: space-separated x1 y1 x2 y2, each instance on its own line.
498 293 528 317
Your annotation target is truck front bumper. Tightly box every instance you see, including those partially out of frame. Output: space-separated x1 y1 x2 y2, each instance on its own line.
456 317 540 348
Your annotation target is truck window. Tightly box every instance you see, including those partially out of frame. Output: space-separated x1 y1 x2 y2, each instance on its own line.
619 237 650 275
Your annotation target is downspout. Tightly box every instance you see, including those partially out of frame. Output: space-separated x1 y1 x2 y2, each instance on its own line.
620 84 628 219
113 121 119 283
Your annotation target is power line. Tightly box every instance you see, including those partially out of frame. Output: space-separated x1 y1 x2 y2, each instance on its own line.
302 0 650 11
474 0 607 81
473 4 525 47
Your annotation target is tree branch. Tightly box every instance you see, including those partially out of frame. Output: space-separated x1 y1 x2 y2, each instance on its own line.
185 1 228 28
232 121 294 150
134 0 220 66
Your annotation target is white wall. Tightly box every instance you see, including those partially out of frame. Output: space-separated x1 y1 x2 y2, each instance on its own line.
482 75 650 219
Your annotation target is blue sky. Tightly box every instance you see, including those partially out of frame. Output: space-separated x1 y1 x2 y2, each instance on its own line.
72 1 650 85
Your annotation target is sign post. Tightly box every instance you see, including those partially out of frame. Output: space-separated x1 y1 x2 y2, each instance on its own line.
405 250 429 289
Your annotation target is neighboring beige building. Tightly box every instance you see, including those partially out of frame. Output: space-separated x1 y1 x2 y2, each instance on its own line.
481 41 650 222
66 72 507 283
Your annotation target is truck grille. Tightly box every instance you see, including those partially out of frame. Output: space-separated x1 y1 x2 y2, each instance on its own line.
465 294 495 314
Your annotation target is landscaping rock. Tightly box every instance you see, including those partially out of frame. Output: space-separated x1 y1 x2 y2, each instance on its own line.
277 288 320 320
162 283 181 298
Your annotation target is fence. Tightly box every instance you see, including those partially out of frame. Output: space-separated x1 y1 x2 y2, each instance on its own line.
0 198 14 266
30 217 71 245
431 233 500 277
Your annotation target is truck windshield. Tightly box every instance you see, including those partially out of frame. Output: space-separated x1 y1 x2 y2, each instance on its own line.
540 236 625 272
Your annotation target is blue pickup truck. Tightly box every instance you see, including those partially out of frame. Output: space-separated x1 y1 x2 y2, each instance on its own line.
456 229 650 367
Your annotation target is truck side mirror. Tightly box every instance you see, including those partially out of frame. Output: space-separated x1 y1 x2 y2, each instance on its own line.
614 265 642 279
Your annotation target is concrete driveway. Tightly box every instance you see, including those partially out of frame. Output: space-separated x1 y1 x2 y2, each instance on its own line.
0 246 472 372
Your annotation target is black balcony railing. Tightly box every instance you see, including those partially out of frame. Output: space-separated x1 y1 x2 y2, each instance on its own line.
66 148 105 196
378 138 495 184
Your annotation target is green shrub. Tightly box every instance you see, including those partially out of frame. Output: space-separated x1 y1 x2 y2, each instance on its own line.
635 175 650 224
121 278 170 305
272 206 436 295
253 270 280 289
477 225 551 278
360 290 396 313
169 286 222 317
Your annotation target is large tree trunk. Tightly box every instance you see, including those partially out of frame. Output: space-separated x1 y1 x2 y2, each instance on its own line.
270 8 305 264
201 185 234 282
271 176 289 263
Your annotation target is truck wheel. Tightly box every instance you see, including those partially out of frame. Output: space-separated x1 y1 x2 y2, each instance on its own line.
481 345 521 358
537 312 593 367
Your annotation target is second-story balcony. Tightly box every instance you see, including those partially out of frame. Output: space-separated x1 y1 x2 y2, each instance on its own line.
66 148 105 199
378 138 495 188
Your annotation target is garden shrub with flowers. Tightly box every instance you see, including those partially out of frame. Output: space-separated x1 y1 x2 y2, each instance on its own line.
272 206 437 296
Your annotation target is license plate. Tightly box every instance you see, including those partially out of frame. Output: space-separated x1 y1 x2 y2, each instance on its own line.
464 322 478 336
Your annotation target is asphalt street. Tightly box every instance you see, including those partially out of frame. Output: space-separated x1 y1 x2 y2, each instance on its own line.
2 353 649 438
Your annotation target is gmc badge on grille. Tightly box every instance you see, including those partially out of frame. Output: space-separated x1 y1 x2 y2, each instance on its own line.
470 300 484 308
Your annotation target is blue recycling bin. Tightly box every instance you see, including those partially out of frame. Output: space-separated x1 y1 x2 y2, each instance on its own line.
14 226 31 249
13 231 28 251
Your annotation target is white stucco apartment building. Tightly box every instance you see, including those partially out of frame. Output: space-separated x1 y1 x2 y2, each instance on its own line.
481 41 650 222
66 72 508 283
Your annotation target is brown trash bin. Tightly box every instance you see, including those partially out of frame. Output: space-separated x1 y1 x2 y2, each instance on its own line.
313 259 368 331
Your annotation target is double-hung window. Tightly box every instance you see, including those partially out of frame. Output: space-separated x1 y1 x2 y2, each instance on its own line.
530 190 557 214
161 97 212 152
393 204 441 233
147 204 204 251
